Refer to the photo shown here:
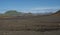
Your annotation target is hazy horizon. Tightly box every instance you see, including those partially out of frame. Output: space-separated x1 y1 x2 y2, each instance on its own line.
0 0 60 13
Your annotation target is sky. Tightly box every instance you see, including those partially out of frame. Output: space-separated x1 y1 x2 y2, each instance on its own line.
0 0 60 13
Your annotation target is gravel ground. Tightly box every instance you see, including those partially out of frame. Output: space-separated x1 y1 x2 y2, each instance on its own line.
0 31 60 35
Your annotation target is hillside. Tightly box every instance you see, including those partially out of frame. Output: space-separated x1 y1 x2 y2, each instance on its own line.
52 10 60 16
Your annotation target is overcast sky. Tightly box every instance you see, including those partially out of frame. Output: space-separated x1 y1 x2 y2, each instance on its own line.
0 0 60 13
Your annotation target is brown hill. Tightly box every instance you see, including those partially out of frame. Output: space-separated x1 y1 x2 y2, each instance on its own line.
52 10 60 16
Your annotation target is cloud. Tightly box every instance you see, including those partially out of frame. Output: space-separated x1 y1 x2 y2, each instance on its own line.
0 7 60 13
19 7 60 13
29 7 60 13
